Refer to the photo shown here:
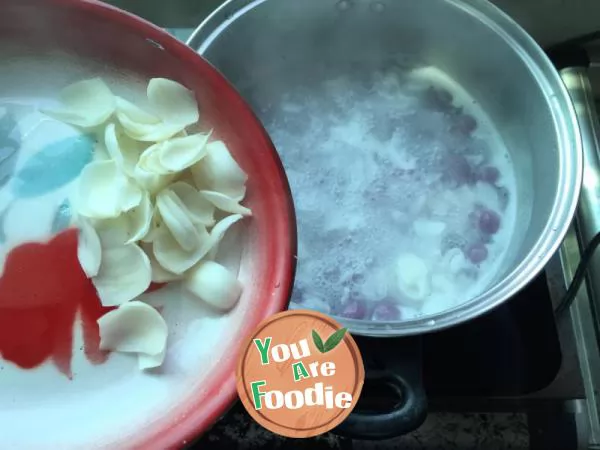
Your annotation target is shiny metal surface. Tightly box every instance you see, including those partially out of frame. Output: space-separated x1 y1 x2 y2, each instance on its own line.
562 68 600 311
187 0 583 336
560 67 600 449
561 227 600 449
105 0 600 48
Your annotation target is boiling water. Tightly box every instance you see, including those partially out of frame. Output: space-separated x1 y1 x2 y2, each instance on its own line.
258 68 518 321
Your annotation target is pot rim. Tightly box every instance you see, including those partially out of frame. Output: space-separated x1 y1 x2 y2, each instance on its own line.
188 0 583 338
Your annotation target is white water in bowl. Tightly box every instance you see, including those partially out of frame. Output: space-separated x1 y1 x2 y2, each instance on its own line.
0 54 251 448
257 67 518 322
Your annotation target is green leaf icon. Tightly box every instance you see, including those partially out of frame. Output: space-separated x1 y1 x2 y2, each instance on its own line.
312 330 325 353
312 328 348 353
323 328 348 353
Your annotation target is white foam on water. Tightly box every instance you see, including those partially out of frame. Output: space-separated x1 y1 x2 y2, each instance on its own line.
261 69 518 321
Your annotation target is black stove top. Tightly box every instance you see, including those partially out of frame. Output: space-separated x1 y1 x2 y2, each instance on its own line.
423 272 561 398
191 272 560 448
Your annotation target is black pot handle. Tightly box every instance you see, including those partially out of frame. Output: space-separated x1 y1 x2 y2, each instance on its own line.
334 335 427 440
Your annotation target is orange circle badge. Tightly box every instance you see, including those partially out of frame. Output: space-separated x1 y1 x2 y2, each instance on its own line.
236 309 365 438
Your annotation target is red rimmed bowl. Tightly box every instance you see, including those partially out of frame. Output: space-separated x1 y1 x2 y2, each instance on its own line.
0 0 296 448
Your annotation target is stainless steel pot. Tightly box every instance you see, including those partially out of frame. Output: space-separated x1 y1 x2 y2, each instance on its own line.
188 0 583 438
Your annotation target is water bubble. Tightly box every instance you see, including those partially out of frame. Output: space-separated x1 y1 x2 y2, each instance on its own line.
370 1 385 13
336 0 351 11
